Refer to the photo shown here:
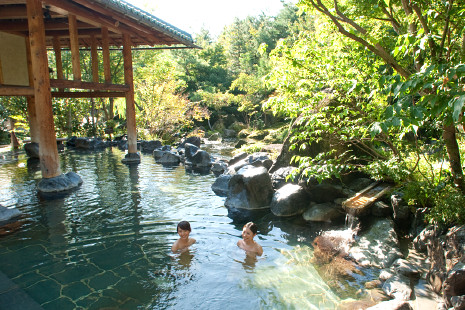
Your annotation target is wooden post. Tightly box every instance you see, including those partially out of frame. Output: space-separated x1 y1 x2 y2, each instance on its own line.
68 14 81 81
101 27 111 83
26 37 39 143
26 0 61 178
52 36 64 81
0 58 3 84
122 33 137 155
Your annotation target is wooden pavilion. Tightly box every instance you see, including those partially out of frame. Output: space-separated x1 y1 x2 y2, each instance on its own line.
0 0 196 192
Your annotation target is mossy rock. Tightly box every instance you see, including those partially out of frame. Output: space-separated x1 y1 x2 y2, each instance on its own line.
238 129 251 139
229 121 247 132
249 130 269 140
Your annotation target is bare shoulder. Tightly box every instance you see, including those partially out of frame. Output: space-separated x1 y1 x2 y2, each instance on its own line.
189 238 196 246
171 240 180 253
255 242 263 256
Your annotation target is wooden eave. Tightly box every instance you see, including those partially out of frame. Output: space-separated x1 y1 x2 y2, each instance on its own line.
0 0 196 48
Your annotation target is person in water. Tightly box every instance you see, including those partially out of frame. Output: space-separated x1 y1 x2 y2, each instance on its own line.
171 221 196 253
237 222 263 256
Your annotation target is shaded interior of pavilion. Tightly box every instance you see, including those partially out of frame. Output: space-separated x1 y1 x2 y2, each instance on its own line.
0 0 196 194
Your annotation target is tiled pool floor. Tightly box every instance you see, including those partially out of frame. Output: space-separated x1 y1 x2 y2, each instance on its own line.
0 271 43 310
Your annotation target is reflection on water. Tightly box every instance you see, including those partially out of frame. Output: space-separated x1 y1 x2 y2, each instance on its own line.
0 146 370 309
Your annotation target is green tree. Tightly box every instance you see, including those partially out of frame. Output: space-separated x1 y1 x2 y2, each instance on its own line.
298 0 465 191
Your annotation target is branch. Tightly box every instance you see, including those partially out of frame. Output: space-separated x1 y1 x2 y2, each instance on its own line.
411 3 437 61
310 0 412 78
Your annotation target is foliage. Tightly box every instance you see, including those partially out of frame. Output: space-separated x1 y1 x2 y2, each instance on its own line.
133 52 210 141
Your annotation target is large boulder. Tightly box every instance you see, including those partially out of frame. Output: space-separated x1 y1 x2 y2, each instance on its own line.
156 151 181 165
227 152 273 174
224 165 273 210
211 174 232 197
140 140 162 153
307 183 345 204
270 184 309 217
179 136 201 148
184 143 211 169
349 219 404 268
271 166 296 190
303 202 345 223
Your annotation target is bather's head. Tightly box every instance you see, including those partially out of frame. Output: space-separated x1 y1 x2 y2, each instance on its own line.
177 221 191 232
243 222 258 235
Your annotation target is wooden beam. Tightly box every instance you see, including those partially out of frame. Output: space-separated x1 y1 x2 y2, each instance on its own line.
49 79 130 91
52 91 126 98
123 33 137 154
0 85 34 96
68 14 81 81
27 0 61 178
101 27 111 83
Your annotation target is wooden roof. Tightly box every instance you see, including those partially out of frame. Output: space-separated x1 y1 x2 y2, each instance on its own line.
0 0 196 48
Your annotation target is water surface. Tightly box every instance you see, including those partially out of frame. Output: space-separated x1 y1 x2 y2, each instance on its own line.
0 145 349 309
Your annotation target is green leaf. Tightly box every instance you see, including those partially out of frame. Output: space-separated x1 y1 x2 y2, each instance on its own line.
452 95 465 121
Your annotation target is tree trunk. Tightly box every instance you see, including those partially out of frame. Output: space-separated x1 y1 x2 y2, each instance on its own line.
443 124 465 193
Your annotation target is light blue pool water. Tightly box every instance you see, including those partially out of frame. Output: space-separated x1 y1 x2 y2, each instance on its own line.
0 144 361 309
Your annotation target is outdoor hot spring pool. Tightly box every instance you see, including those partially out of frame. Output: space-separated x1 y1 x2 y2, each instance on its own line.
0 144 369 309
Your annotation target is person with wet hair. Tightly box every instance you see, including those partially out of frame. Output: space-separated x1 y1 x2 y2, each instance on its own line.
171 221 196 253
237 222 263 256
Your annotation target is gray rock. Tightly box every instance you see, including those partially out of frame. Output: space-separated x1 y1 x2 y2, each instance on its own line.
382 275 412 301
413 225 437 253
224 165 273 210
37 172 83 193
443 263 465 308
349 219 403 268
271 166 296 190
208 132 222 141
372 200 393 217
270 184 309 217
184 143 199 159
391 258 422 277
0 206 22 222
366 299 413 310
140 140 162 153
223 129 237 138
24 142 39 158
303 202 344 223
228 152 248 166
211 161 228 175
228 152 273 174
156 152 181 165
211 174 232 197
392 194 411 220
307 183 345 203
179 136 201 148
121 152 141 164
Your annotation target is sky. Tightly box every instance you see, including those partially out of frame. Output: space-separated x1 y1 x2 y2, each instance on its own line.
126 0 297 38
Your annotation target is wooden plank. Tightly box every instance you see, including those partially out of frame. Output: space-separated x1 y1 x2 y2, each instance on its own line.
342 182 392 217
68 14 81 81
49 79 130 91
27 0 61 178
0 85 34 96
123 33 137 154
101 27 111 83
52 91 126 98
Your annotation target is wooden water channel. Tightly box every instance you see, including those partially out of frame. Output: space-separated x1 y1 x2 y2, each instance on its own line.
342 181 392 217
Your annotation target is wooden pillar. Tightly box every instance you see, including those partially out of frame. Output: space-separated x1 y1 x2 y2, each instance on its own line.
26 0 61 178
68 14 81 81
52 36 64 81
101 27 111 83
122 34 137 154
25 37 39 143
